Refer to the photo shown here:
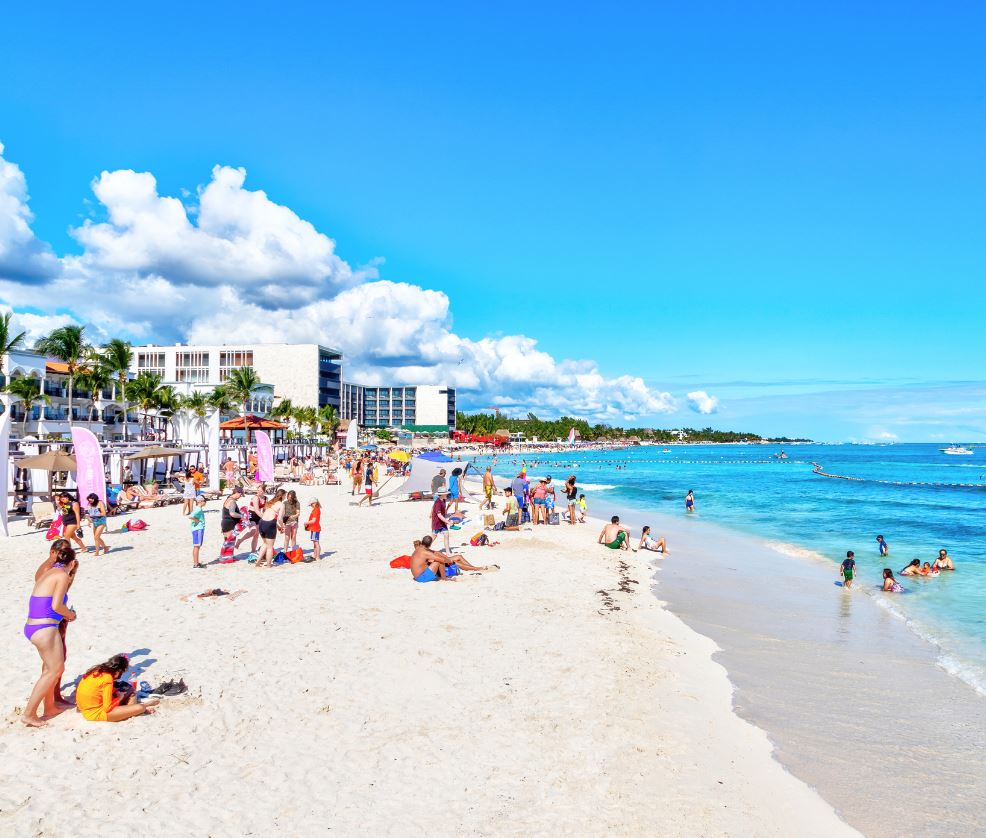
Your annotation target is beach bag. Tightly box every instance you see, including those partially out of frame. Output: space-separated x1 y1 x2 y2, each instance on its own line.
409 491 423 501
445 563 459 578
273 550 288 565
494 522 505 531
128 519 148 531
483 514 496 528
45 515 63 541
469 532 489 547
286 547 304 564
548 512 560 525
390 555 412 569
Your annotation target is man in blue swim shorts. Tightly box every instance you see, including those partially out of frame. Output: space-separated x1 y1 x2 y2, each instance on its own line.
410 535 493 582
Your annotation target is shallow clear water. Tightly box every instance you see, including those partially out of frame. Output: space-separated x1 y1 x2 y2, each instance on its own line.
478 443 986 695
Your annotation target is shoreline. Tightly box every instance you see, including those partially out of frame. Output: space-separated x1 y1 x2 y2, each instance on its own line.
0 479 855 835
473 464 986 836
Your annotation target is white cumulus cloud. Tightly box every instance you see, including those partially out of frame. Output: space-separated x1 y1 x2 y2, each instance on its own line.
687 390 720 414
0 143 679 423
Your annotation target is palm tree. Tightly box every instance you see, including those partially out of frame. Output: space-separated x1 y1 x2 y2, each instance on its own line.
207 385 234 415
34 325 89 427
2 376 50 437
271 397 295 436
318 404 339 439
74 365 111 427
128 371 167 440
100 338 134 441
0 312 27 378
293 405 318 437
154 385 180 441
179 390 210 444
222 367 262 442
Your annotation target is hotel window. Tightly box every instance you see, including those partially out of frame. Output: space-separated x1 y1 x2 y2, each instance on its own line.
137 352 165 376
219 349 255 381
175 350 210 383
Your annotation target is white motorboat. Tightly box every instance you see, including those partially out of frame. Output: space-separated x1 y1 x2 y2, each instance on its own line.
941 446 974 456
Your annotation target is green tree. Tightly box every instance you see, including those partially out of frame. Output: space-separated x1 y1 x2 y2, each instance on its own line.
222 367 262 442
100 338 134 440
2 376 50 437
34 324 90 427
318 404 339 439
207 385 234 415
74 365 111 427
0 312 27 377
179 390 211 444
128 371 168 440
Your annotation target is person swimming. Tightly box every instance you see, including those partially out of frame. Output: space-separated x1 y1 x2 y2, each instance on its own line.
919 562 939 576
934 549 955 571
882 568 903 593
900 559 921 576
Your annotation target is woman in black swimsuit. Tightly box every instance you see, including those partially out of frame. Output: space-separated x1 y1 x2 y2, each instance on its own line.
57 492 86 551
565 476 578 526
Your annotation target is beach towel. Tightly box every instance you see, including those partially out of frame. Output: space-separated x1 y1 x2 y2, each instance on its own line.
390 555 412 569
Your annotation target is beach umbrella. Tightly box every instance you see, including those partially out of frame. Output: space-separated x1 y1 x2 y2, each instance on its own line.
389 450 412 463
125 446 185 460
18 450 78 471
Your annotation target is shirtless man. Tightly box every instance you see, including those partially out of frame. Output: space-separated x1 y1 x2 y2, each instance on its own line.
482 467 496 510
598 516 631 550
410 535 489 582
934 549 955 571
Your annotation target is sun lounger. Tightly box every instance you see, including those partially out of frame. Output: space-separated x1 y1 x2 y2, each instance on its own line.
132 484 169 507
28 501 56 529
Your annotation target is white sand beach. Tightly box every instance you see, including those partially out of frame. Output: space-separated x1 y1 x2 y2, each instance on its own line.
1 483 856 836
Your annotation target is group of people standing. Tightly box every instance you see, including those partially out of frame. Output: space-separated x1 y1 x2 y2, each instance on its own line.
215 485 322 566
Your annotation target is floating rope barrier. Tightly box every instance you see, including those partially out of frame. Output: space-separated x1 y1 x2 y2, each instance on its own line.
486 457 808 466
811 463 986 489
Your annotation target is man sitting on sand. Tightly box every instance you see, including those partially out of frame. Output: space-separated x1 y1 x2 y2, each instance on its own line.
598 516 631 550
410 535 492 582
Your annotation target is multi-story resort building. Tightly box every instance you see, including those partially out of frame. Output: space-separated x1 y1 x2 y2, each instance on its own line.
129 342 344 414
341 383 456 433
2 340 457 440
0 348 140 439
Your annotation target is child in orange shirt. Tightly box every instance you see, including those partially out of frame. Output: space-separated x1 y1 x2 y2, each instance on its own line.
305 499 322 561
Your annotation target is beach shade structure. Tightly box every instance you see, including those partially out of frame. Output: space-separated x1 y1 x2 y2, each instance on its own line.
381 454 472 499
124 446 185 461
417 451 453 463
389 450 412 463
17 449 79 504
18 450 78 472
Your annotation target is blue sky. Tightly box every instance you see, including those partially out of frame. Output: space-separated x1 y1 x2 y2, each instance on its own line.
1 2 985 440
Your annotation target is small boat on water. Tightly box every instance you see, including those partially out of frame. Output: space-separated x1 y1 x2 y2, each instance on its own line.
941 446 974 456
774 450 789 459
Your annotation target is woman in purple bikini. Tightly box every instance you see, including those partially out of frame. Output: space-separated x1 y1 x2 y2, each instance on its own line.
22 542 79 727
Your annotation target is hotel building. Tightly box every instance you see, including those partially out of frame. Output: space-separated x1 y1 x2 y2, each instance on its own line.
341 383 456 433
129 342 343 413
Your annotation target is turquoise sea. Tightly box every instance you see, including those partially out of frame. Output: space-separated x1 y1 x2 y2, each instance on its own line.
478 443 986 696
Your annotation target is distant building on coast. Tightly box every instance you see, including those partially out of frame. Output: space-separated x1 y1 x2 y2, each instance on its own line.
341 383 456 433
128 342 343 414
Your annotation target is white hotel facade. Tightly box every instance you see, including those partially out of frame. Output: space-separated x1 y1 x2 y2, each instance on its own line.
128 342 456 432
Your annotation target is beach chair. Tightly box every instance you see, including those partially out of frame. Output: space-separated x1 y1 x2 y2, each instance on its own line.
28 501 56 529
273 464 291 482
132 484 169 508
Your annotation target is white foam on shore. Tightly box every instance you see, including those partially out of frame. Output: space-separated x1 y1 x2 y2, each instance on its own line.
577 482 616 491
765 536 986 698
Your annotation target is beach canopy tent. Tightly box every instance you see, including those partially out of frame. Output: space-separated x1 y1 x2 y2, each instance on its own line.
416 451 453 463
380 454 471 499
